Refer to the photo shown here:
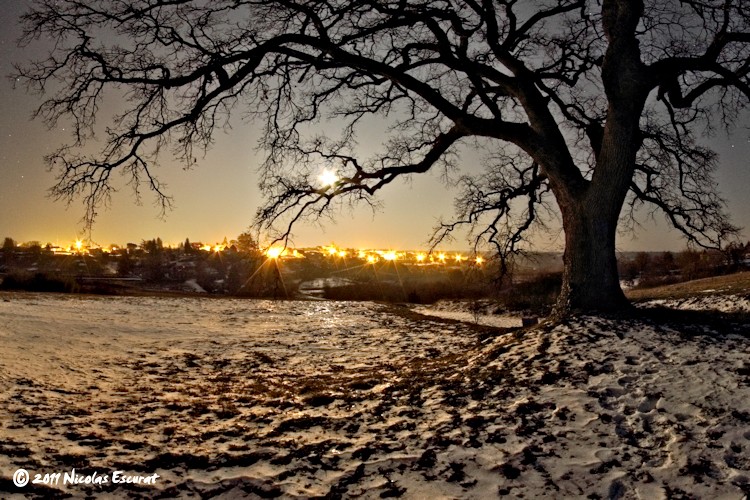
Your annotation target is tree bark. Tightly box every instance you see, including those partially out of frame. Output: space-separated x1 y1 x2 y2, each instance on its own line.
553 197 630 317
548 0 648 317
552 109 642 316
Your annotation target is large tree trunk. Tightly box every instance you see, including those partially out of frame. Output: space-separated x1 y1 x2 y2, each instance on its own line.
549 0 648 317
551 113 640 317
553 198 630 316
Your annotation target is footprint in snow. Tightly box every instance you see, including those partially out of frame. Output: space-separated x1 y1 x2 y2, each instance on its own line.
637 394 661 413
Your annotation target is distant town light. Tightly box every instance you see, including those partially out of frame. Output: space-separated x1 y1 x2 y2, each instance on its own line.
366 255 377 264
383 251 397 261
416 253 426 262
475 256 484 265
266 247 283 259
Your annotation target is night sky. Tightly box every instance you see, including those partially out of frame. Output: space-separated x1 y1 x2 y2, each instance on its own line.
1 0 748 251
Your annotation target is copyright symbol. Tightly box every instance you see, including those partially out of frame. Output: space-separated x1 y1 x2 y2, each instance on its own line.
13 468 29 487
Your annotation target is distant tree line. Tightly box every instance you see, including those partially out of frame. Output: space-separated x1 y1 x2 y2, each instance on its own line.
619 243 750 288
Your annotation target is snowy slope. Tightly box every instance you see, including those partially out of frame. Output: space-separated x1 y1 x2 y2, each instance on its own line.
412 300 523 328
0 292 748 499
642 293 750 314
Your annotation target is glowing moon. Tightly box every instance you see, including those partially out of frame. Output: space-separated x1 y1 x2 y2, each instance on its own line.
318 170 338 188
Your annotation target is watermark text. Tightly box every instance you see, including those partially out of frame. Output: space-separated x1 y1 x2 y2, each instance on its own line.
12 468 159 488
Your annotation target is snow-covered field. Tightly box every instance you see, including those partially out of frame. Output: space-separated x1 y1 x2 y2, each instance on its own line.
642 294 750 314
412 300 523 328
0 292 748 499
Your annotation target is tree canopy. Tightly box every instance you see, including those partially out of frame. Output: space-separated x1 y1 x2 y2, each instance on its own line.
15 0 749 313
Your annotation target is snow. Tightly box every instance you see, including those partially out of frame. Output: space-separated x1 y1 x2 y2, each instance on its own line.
642 293 750 314
412 300 523 328
298 277 353 297
0 292 748 498
183 278 207 293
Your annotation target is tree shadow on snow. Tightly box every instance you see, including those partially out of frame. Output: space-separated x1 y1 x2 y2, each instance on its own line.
635 305 750 339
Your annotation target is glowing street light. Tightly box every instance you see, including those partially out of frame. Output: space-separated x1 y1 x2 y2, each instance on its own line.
266 247 283 259
383 250 397 261
75 239 83 252
475 256 484 265
416 253 426 262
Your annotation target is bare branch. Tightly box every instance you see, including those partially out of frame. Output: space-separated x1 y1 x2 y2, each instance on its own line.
13 0 749 312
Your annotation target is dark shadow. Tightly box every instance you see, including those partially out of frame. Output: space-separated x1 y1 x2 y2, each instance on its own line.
635 306 750 339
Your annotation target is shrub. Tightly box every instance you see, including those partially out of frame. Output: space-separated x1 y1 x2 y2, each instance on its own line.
321 279 491 304
500 272 561 314
0 272 79 293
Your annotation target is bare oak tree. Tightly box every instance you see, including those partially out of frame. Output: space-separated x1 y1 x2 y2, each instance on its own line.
15 0 749 315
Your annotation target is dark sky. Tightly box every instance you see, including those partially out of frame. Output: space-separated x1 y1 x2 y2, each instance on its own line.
0 0 748 251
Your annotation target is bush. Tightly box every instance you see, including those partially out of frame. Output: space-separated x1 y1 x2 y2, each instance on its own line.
322 279 491 304
229 259 298 298
0 272 79 293
500 272 561 314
